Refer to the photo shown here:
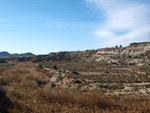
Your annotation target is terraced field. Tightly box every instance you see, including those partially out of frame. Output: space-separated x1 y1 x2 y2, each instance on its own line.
41 61 150 96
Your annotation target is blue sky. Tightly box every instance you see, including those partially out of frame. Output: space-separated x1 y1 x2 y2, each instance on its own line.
0 0 149 54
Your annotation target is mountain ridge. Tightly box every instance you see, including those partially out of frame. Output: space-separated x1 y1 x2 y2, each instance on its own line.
0 51 35 58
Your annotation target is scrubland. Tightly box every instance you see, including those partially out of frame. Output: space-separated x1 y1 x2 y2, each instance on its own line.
0 62 150 113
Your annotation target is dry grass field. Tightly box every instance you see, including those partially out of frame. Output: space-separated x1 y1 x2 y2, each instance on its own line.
0 62 150 113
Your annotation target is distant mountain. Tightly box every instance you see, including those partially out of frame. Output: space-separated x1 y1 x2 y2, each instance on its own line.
10 52 35 57
0 51 35 58
0 51 10 58
20 52 35 57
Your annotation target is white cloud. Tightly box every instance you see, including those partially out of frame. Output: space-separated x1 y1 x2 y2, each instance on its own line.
97 27 148 47
86 0 149 47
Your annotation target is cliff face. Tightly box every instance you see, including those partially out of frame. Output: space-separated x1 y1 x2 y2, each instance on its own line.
91 43 150 65
36 42 150 66
47 50 96 62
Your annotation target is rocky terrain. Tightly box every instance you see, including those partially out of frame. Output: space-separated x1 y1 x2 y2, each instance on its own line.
93 42 150 66
35 42 150 66
32 42 150 96
38 62 150 96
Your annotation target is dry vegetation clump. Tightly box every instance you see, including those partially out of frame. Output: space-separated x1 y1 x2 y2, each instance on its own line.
122 96 150 113
42 84 126 110
0 87 12 113
19 80 39 89
1 62 49 87
38 85 150 113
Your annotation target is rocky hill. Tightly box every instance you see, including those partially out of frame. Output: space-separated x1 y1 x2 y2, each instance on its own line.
91 42 150 66
35 42 150 66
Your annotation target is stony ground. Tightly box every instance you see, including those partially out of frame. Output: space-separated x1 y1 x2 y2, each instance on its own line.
41 61 150 96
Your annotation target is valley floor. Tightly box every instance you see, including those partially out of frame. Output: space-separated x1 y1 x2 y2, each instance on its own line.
0 62 150 113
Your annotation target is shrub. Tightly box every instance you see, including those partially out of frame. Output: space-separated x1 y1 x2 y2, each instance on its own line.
38 64 44 69
53 66 58 70
74 80 82 84
0 59 7 63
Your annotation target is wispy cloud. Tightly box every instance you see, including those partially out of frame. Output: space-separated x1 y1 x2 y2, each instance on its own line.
86 0 150 47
